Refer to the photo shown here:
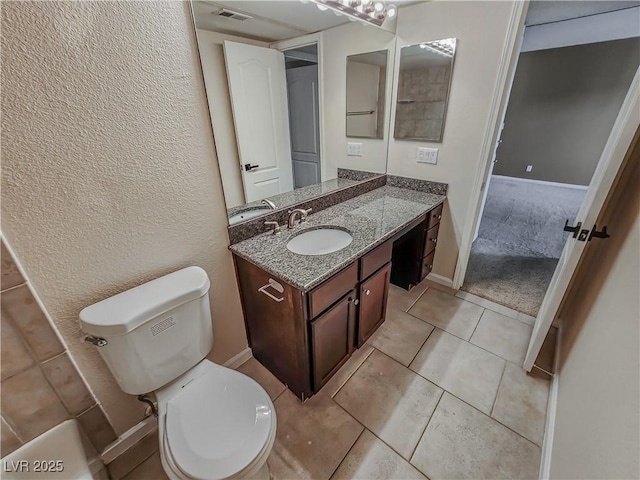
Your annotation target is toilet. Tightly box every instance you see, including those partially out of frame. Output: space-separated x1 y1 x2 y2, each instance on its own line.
79 266 276 480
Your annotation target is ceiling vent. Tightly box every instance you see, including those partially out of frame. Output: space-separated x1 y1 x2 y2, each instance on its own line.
217 8 252 21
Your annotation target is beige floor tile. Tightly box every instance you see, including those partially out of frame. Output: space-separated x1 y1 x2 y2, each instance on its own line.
332 430 427 480
409 329 505 414
411 393 540 479
122 452 168 480
334 349 442 460
237 357 286 401
455 290 520 320
424 279 458 296
367 309 434 366
387 279 429 312
516 312 537 326
470 310 533 364
323 345 374 398
409 289 483 340
492 363 550 446
270 391 362 480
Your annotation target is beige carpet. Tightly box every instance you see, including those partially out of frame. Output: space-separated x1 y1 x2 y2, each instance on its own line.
462 177 585 316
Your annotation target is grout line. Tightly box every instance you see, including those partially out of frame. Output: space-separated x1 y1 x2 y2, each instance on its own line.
468 307 485 340
330 346 374 399
406 323 436 367
408 389 445 463
0 281 28 294
327 427 365 480
490 361 508 418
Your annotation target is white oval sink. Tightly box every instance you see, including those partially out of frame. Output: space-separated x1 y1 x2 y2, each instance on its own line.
287 228 353 256
228 208 271 225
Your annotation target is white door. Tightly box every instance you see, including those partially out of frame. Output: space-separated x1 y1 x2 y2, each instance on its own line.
524 68 640 370
223 41 294 203
474 122 505 241
286 64 321 189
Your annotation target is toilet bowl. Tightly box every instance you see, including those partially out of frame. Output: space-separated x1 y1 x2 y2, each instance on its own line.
79 266 277 480
155 360 276 480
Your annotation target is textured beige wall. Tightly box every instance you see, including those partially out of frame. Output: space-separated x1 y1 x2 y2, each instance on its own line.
1 1 247 435
494 38 640 185
387 0 518 281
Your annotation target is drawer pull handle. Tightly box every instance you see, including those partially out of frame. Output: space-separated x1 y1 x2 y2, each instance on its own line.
428 264 433 271
437 214 442 220
431 238 437 243
349 297 360 306
364 289 371 296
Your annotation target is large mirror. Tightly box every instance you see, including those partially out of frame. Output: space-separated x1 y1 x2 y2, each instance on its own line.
190 1 396 226
394 38 457 142
346 50 388 139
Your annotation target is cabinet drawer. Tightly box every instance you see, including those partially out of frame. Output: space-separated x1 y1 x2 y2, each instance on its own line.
360 239 393 280
427 203 443 230
424 223 440 256
358 262 391 346
420 251 435 282
309 262 358 319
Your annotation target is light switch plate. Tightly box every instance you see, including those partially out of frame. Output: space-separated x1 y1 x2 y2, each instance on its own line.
417 147 438 164
347 143 363 156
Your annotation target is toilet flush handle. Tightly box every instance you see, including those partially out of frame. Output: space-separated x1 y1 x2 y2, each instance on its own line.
84 335 108 347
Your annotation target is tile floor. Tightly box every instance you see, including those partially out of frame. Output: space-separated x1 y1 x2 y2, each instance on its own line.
124 279 549 480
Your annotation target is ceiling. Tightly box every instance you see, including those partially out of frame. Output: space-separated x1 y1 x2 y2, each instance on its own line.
192 1 423 42
525 0 640 26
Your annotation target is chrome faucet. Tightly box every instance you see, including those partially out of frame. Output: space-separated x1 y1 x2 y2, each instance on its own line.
261 199 276 210
288 208 312 229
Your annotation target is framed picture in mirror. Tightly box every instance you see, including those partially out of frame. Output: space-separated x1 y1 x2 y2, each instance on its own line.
394 38 457 142
346 50 388 139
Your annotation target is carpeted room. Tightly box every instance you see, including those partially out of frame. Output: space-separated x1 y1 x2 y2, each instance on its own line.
462 36 640 316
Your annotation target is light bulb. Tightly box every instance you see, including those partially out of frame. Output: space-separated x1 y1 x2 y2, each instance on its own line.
373 1 385 12
386 4 397 18
317 3 328 10
362 0 371 4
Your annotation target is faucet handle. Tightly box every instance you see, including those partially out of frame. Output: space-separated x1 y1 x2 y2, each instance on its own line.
300 207 312 222
264 221 281 235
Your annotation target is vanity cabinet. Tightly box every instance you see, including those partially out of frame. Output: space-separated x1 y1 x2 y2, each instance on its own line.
390 203 443 289
233 239 392 400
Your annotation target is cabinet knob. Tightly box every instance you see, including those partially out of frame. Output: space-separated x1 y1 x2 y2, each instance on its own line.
431 238 437 243
364 289 371 296
349 297 360 306
437 214 442 220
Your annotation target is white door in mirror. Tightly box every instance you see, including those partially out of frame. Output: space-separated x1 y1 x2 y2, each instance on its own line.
224 41 294 203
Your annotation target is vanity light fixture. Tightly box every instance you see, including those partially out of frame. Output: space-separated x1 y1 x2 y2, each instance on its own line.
419 38 456 57
308 0 397 27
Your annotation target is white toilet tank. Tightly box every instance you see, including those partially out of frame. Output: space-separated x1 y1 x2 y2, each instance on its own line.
80 266 213 395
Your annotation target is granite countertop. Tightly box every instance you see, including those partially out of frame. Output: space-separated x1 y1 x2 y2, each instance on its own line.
230 185 446 291
227 177 363 217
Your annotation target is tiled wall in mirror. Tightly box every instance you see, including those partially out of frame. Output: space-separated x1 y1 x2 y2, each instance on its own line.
394 38 457 142
346 50 388 139
190 1 394 227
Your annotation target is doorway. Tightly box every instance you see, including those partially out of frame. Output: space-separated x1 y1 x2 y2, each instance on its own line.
284 44 322 189
461 36 640 317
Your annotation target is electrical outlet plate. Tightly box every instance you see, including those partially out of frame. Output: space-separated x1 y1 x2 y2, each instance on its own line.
417 147 438 165
347 142 363 156
526 165 533 172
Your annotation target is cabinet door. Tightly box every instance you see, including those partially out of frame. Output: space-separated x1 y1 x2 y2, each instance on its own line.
358 263 391 346
311 291 356 391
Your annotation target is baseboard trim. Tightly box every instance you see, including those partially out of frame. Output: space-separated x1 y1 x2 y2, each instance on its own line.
539 326 562 479
492 174 589 190
223 347 253 369
426 273 454 289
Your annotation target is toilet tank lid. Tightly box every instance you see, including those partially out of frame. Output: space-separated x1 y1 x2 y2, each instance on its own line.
79 266 210 337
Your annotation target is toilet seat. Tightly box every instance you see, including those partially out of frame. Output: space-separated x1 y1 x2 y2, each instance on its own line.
161 363 276 480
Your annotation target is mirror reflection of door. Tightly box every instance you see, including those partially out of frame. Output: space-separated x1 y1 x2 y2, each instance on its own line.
346 50 388 139
223 41 294 203
285 45 321 189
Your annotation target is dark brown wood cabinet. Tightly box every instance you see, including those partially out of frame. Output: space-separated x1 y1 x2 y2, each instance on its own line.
234 239 393 400
390 203 443 289
310 290 356 390
358 263 391 346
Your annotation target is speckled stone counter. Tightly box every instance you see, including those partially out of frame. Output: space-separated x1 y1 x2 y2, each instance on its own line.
230 186 446 291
